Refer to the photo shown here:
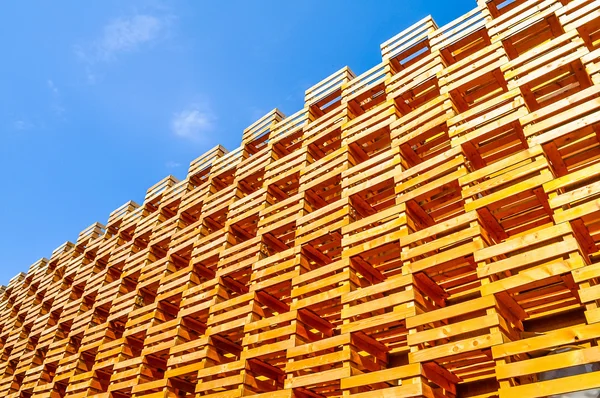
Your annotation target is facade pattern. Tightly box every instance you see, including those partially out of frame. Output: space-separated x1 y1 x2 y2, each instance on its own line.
3 0 600 397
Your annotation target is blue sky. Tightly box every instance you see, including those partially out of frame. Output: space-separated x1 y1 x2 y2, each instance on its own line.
0 0 475 285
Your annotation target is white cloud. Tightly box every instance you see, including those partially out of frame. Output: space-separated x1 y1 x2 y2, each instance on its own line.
47 80 59 94
97 15 164 60
75 13 173 83
83 67 98 85
171 104 215 140
13 120 33 131
166 161 181 168
47 79 65 116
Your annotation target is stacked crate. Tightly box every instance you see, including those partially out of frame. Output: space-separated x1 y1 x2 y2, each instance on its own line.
7 1 600 397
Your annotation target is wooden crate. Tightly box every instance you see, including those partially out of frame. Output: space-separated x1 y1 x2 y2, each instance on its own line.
195 299 265 398
447 88 528 167
107 355 144 395
143 176 181 212
475 222 587 319
233 147 271 194
501 29 591 111
270 108 311 145
459 145 555 239
177 180 212 222
342 99 400 166
301 102 346 158
290 256 351 323
216 235 261 292
407 295 517 383
250 246 302 295
228 201 268 245
242 109 285 155
157 178 191 214
396 146 470 229
544 161 600 258
262 148 306 198
305 67 356 119
189 228 226 279
557 0 600 49
164 281 219 384
198 187 237 232
341 147 403 276
480 0 565 19
187 145 227 184
294 197 350 249
574 258 600 324
257 192 302 254
204 147 246 198
438 41 509 112
492 323 600 398
585 45 600 88
340 273 420 355
401 211 490 300
139 301 182 357
342 63 389 118
487 0 564 58
391 93 457 168
285 332 386 397
298 148 348 206
429 6 492 65
386 46 445 115
381 16 438 63
521 84 600 177
239 310 294 393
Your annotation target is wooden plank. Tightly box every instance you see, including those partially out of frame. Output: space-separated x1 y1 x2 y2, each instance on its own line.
499 371 600 398
340 363 422 389
481 254 586 296
409 332 504 363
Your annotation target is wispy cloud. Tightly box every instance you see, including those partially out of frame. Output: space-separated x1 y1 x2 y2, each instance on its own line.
13 120 33 131
165 161 181 168
75 13 173 83
47 79 66 116
171 103 216 140
47 80 59 95
10 80 64 132
97 15 165 60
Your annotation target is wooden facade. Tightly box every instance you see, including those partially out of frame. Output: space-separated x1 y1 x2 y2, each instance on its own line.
4 1 600 397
